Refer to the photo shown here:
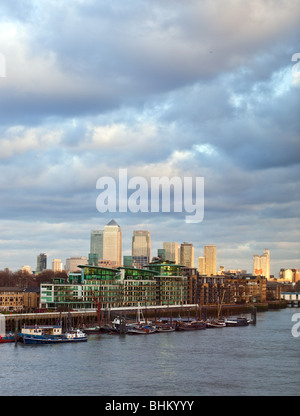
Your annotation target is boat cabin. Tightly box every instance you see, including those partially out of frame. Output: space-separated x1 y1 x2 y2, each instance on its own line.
21 325 62 336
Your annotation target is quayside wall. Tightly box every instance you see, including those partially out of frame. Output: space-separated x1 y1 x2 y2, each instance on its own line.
2 301 286 333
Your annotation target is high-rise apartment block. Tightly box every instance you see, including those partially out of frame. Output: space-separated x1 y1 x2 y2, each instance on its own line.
180 242 194 268
279 268 299 283
253 249 270 279
163 242 178 264
103 220 122 267
204 245 217 276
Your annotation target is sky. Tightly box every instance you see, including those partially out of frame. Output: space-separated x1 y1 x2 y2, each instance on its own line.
0 0 299 275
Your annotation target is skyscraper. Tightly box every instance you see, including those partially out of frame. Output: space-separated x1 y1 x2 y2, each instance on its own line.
90 230 103 260
132 230 151 267
204 245 217 276
132 231 151 258
36 253 47 273
65 257 88 272
103 219 122 267
198 256 205 274
163 242 179 264
253 249 270 279
52 259 63 272
180 242 194 268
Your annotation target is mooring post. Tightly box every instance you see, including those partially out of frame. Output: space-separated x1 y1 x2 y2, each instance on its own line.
251 307 257 325
14 319 18 345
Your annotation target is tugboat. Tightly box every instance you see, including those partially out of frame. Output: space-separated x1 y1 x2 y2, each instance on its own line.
19 325 88 344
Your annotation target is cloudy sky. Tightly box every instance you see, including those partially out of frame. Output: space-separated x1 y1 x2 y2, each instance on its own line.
0 0 299 275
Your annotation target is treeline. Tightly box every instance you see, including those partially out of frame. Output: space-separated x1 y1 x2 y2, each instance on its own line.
0 269 68 288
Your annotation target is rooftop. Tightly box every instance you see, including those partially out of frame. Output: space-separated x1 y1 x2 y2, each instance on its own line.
106 219 120 227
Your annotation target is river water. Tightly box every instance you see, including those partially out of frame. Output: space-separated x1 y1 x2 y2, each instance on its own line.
0 307 299 396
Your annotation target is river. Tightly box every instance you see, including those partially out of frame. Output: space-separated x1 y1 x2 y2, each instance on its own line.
0 307 299 396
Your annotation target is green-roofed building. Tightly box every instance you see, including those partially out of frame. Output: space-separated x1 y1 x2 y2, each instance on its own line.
40 262 189 310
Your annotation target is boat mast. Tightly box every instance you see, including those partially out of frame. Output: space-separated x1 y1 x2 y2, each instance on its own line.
91 290 101 328
217 290 225 320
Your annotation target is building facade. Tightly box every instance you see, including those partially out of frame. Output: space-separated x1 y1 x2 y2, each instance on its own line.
132 230 151 267
204 245 217 276
65 257 88 272
39 262 269 311
52 259 63 273
253 249 270 279
163 242 178 264
0 288 40 312
36 253 47 273
90 230 103 260
279 268 299 283
103 220 122 267
180 242 194 268
198 256 205 274
40 262 189 310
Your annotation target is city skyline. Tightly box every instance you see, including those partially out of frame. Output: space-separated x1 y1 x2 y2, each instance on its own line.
4 219 297 278
0 1 299 275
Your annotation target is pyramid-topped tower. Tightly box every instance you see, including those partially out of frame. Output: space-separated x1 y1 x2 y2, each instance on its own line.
103 219 122 267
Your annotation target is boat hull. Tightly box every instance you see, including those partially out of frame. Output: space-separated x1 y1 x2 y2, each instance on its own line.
83 326 110 334
0 335 15 343
20 329 88 344
156 327 175 333
127 325 156 334
21 335 88 344
225 318 249 327
175 321 206 331
205 320 226 328
206 323 225 328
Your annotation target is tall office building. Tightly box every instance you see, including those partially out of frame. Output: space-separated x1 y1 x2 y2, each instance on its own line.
90 230 103 260
52 259 63 273
198 256 205 274
253 249 270 279
132 230 151 267
65 257 88 272
163 242 178 264
103 219 122 267
180 242 194 268
132 231 151 258
157 249 166 261
204 245 217 276
36 253 47 273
